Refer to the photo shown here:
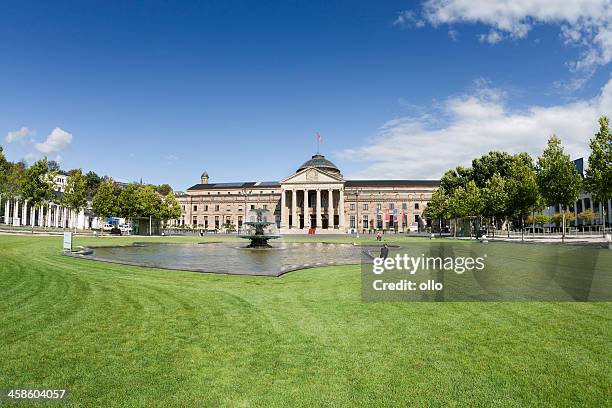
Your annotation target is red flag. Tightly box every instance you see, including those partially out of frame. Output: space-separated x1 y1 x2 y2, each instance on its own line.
384 208 389 221
316 132 322 142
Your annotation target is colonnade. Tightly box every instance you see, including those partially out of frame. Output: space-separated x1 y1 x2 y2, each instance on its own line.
280 187 345 230
0 198 87 229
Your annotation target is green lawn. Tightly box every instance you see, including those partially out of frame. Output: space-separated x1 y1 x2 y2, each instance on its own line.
0 234 610 407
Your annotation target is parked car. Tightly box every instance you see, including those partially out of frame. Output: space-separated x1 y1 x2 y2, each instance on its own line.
119 224 132 233
101 223 113 231
110 227 122 235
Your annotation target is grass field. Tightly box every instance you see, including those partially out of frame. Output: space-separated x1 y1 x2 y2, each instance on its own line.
1 234 611 407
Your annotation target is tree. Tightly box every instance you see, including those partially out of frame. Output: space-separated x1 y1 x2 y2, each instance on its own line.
47 160 61 172
471 151 514 188
62 169 88 230
85 171 101 198
423 187 448 236
159 192 182 225
440 166 472 194
20 158 56 230
584 116 612 236
482 173 509 237
136 185 162 236
92 179 119 219
118 184 141 219
448 180 483 237
156 184 173 196
537 135 582 242
507 153 540 241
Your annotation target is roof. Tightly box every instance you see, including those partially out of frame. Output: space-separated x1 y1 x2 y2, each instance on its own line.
297 154 340 174
187 181 281 191
345 180 440 188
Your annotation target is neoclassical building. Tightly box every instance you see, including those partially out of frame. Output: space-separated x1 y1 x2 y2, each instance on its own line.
176 154 440 234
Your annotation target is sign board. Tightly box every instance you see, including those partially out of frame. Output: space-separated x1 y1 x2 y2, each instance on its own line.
63 232 72 251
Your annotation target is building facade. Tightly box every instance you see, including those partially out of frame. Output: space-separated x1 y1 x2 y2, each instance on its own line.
175 154 440 234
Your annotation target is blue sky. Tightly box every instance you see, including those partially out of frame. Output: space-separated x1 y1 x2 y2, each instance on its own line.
1 0 611 189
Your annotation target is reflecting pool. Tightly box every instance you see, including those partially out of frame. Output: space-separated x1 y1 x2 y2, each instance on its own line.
78 242 374 276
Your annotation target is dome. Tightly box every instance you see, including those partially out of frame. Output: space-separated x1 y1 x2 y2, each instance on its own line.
297 154 341 175
201 171 208 178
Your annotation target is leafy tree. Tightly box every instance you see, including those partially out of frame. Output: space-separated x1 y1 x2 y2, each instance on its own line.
20 158 56 229
136 185 162 236
92 179 119 218
423 187 448 236
584 116 612 236
448 180 482 237
440 166 472 194
507 153 540 241
159 192 182 224
85 171 101 197
47 160 61 172
62 169 88 230
481 172 509 235
471 151 514 188
537 135 582 242
156 183 173 196
118 184 141 218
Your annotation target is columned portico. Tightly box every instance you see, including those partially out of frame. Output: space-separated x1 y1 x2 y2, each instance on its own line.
279 156 346 234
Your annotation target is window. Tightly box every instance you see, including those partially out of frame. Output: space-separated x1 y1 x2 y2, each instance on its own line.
181 205 185 211
414 215 420 222
214 216 219 229
376 203 382 210
402 203 407 210
263 204 268 210
204 216 208 228
250 205 255 210
414 203 419 210
193 205 197 211
376 214 383 228
238 216 243 227
349 203 355 211
363 203 368 211
362 215 369 229
389 203 395 210
349 215 356 228
192 216 197 225
215 205 220 211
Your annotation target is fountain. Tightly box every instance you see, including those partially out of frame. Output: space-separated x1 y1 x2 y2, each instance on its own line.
239 208 280 248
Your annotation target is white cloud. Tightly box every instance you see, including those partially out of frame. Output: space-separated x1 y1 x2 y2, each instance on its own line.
35 127 73 154
479 30 503 44
336 78 612 180
165 154 178 161
408 0 612 84
6 127 34 143
393 10 425 28
448 29 459 41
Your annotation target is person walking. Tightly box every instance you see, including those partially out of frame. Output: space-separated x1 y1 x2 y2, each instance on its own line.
380 243 389 259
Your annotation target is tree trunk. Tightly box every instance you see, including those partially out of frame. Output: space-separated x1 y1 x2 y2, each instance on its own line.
562 205 566 243
521 213 524 242
602 205 607 238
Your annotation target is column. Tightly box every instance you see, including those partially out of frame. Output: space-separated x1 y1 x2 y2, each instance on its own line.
581 198 586 226
4 199 9 224
23 200 28 226
56 205 61 228
47 205 52 227
280 189 286 229
339 189 345 230
304 189 309 229
316 189 321 229
13 200 19 226
327 189 334 229
291 189 297 229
